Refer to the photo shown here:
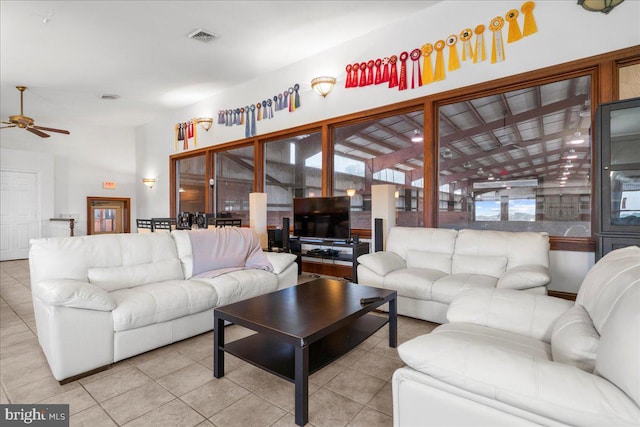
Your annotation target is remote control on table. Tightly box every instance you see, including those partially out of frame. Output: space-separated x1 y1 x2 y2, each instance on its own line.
360 296 384 305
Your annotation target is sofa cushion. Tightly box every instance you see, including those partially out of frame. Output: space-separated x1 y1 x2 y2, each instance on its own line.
497 264 551 290
382 268 447 300
110 280 218 332
357 251 406 277
386 227 458 260
406 250 452 274
452 254 507 278
88 259 184 292
551 305 599 372
192 269 279 306
431 274 496 304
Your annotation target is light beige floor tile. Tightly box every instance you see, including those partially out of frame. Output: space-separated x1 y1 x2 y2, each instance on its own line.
133 350 194 379
369 339 403 363
209 393 286 427
82 365 151 402
325 368 386 405
101 382 175 425
71 405 117 427
309 361 346 386
365 382 393 416
37 387 97 415
350 352 405 382
172 333 213 361
157 362 213 396
124 398 205 427
181 377 250 418
347 407 393 427
199 353 244 374
195 421 215 427
77 360 133 385
308 388 363 427
0 386 9 404
335 347 366 368
270 413 319 427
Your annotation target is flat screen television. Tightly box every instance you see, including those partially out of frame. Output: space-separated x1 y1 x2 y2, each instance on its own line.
293 196 351 240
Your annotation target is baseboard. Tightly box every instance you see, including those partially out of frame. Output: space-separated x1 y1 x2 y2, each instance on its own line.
547 290 577 301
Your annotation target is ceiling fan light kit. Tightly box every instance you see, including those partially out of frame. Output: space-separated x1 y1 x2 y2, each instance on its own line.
1 86 70 138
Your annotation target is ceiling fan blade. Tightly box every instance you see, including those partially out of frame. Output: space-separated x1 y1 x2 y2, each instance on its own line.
2 121 15 125
0 125 17 129
26 127 50 138
32 125 70 135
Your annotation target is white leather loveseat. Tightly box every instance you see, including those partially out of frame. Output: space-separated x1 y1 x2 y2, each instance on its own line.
357 227 551 323
29 227 297 382
393 246 640 426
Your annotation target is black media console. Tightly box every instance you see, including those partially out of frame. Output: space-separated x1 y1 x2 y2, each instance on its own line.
289 238 370 283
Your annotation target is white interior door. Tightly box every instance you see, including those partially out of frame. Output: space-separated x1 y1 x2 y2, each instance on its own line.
0 170 40 260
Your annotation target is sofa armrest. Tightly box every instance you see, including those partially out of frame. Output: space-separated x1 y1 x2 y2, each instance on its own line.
498 264 551 290
33 279 116 311
356 251 406 277
264 252 297 275
447 288 573 342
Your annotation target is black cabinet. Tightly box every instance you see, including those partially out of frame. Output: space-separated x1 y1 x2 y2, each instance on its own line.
289 238 370 283
594 97 640 259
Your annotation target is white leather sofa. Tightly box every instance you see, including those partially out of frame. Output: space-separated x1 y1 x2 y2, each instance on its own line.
393 246 640 426
29 228 297 382
357 227 551 323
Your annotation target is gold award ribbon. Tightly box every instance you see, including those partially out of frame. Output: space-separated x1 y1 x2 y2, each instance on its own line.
434 39 446 81
490 16 506 64
473 24 487 63
460 28 474 62
521 1 538 37
506 9 523 43
421 43 434 85
447 35 460 72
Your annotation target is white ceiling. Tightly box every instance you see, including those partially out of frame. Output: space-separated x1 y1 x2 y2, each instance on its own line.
0 0 440 130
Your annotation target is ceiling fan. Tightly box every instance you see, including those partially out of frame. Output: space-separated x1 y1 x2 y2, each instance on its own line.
1 86 70 138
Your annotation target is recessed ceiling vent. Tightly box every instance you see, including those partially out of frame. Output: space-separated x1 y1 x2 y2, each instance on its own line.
188 29 217 43
101 94 120 100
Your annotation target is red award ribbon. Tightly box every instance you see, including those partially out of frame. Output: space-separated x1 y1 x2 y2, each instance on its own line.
521 1 537 37
388 55 398 88
474 24 487 63
434 40 446 81
382 57 390 83
421 43 434 85
359 62 367 87
460 28 474 62
446 35 460 72
374 59 382 84
366 60 374 85
506 9 523 43
490 16 506 63
345 64 352 88
398 52 408 90
410 48 422 89
352 63 360 88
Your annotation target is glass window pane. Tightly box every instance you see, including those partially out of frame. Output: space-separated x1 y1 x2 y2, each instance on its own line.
215 145 254 225
333 111 424 230
177 155 206 213
438 75 592 237
264 132 322 227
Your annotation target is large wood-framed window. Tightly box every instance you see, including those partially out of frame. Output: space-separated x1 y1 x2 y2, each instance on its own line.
170 45 640 252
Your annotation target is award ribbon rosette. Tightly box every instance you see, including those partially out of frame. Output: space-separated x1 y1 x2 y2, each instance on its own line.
374 59 382 85
460 28 474 62
490 16 506 64
474 24 487 63
433 40 446 81
410 48 422 89
446 34 460 72
506 9 523 43
366 60 375 85
345 64 353 88
359 62 367 87
521 1 538 37
398 52 409 91
421 43 434 85
382 57 390 83
388 55 399 88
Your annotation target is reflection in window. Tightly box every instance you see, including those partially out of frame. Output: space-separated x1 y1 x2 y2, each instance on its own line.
438 75 592 237
264 132 322 227
177 155 206 214
333 111 424 229
215 145 254 224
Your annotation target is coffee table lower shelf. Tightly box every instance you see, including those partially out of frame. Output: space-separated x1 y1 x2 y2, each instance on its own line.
223 314 387 382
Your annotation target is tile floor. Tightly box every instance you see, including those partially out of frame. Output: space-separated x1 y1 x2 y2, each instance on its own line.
0 260 438 426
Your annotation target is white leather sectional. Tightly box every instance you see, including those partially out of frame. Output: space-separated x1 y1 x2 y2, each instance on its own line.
393 245 640 426
29 228 297 382
357 227 551 323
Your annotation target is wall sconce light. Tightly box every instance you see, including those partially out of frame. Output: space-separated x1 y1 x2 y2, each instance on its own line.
346 188 356 197
196 117 213 131
411 129 424 142
311 76 336 97
142 178 156 189
209 178 215 188
394 191 400 199
577 0 624 14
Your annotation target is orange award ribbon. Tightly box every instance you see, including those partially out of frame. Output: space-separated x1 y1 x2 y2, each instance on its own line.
410 49 422 89
460 28 474 62
446 35 460 72
434 40 446 81
256 102 262 121
506 9 523 43
382 57 390 83
490 16 506 64
288 87 295 112
473 24 487 63
421 43 434 85
359 62 367 87
345 64 352 88
374 59 382 84
398 51 409 91
388 55 398 88
521 1 537 37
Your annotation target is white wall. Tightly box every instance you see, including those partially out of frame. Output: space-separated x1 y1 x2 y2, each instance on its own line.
0 122 137 236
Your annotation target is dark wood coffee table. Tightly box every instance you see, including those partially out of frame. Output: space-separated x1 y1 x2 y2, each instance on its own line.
213 278 397 426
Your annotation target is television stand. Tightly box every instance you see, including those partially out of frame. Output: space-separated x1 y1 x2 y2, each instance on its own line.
289 237 370 283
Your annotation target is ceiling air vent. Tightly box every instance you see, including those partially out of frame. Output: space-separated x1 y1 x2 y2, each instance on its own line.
101 94 120 100
188 29 217 43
